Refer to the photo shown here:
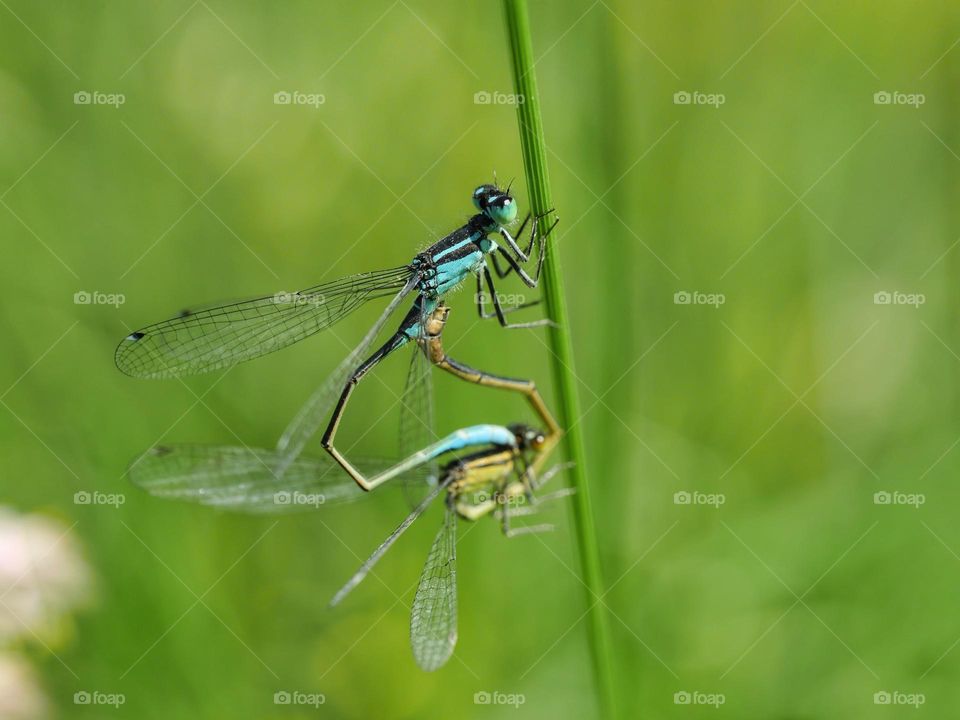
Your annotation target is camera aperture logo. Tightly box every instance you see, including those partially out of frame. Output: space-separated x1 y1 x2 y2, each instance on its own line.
74 90 125 108
473 690 525 708
873 91 925 108
873 491 925 509
874 690 925 708
273 91 325 108
75 290 125 308
274 490 325 508
74 490 126 508
273 690 325 707
674 290 725 308
474 90 524 106
674 690 725 708
674 90 725 108
74 691 125 707
674 490 725 508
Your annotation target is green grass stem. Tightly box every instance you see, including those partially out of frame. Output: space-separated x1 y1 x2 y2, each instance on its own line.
501 2 619 717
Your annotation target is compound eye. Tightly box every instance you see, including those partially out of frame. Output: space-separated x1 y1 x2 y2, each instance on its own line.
489 195 517 224
472 184 498 211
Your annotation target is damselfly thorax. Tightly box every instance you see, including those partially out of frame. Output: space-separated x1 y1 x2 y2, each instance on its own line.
445 424 549 522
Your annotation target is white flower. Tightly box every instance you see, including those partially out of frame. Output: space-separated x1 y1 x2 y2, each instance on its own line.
0 509 93 645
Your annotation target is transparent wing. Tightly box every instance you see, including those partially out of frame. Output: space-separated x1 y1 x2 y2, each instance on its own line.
127 444 430 514
329 476 450 607
273 276 421 476
115 266 413 378
398 340 437 506
410 505 458 671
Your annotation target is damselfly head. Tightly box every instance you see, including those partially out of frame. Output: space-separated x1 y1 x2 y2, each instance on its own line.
508 423 546 451
472 183 518 226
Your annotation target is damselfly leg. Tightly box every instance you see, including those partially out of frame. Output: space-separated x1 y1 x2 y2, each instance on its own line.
319 299 436 490
477 209 559 328
421 304 561 479
320 334 409 490
493 208 558 288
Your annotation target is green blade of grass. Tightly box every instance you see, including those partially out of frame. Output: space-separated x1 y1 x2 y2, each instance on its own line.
501 1 618 717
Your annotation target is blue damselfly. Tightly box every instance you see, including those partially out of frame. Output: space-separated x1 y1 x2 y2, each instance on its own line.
130 421 571 671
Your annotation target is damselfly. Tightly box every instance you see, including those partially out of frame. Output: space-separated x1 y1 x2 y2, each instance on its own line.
129 422 572 671
116 184 558 488
129 423 522 512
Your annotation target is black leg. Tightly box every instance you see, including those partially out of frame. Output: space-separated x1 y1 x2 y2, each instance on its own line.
495 247 541 289
492 210 558 284
523 212 558 284
498 212 532 261
477 270 540 320
495 210 560 289
475 273 495 319
523 209 552 255
514 212 531 242
322 333 406 490
490 252 512 279
484 266 554 329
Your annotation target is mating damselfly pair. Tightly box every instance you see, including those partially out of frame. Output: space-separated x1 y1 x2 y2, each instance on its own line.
118 183 569 670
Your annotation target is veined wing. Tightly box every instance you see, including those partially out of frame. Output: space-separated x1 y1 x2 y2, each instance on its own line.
410 505 457 671
116 267 413 378
398 340 437 506
329 476 451 607
127 444 424 513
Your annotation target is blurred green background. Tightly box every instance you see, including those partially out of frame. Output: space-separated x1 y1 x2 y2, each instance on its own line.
2 0 960 717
